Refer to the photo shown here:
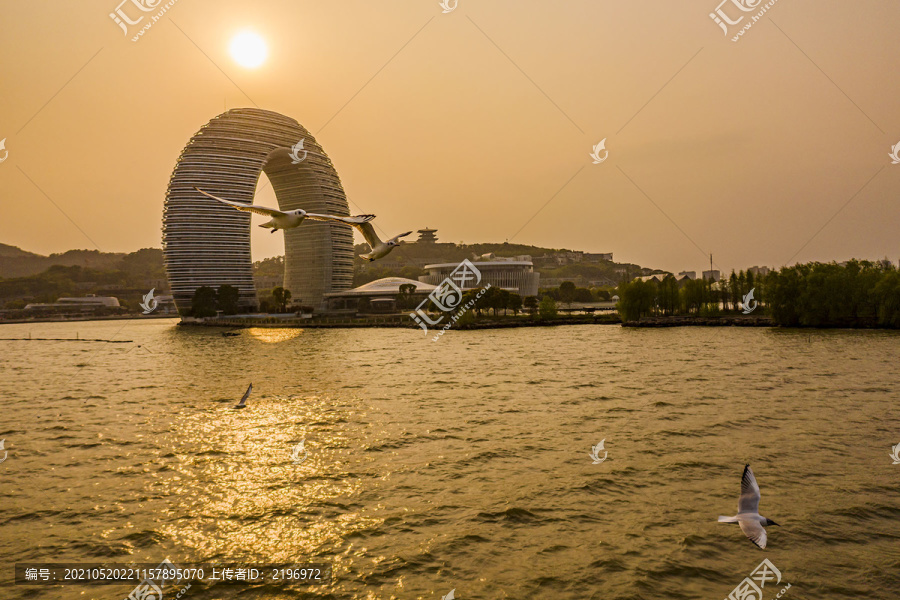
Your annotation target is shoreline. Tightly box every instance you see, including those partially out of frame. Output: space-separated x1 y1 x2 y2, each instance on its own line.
5 313 897 331
623 315 774 328
0 314 178 326
181 313 624 330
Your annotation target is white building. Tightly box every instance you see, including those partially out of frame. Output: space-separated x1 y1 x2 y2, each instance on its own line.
420 259 540 297
25 296 121 311
323 277 437 312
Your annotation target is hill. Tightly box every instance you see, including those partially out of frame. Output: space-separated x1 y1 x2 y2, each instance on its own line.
0 244 127 278
0 241 658 310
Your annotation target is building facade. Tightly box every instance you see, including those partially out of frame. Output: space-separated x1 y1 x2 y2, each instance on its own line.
419 260 540 297
163 109 354 315
323 277 437 312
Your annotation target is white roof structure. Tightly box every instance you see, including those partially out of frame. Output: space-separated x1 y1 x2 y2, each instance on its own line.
324 277 436 298
25 296 121 309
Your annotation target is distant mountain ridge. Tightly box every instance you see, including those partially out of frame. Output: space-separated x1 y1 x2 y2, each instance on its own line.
0 243 41 259
0 242 652 303
0 244 126 278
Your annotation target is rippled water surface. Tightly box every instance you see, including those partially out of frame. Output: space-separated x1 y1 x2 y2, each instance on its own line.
2 319 900 599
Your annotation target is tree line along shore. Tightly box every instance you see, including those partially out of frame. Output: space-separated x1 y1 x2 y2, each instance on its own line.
617 260 900 329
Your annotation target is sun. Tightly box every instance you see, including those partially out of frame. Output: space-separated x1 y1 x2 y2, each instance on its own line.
229 32 267 68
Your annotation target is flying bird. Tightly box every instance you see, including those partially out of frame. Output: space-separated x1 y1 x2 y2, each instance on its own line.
348 221 412 261
718 464 779 549
196 188 374 233
234 383 252 409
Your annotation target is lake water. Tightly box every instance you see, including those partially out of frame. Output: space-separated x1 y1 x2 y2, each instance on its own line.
2 319 900 599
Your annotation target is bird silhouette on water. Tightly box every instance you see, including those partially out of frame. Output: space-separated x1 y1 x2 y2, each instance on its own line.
234 383 252 409
717 464 780 549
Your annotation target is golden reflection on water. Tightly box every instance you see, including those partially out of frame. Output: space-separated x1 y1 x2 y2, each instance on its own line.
158 390 380 574
246 327 304 343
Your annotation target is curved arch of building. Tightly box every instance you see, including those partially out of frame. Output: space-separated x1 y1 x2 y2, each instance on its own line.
163 108 354 314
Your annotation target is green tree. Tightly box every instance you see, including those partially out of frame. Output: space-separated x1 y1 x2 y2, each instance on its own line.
478 286 504 316
507 293 523 316
559 281 576 306
524 296 538 314
875 270 900 327
617 280 656 321
272 287 292 312
729 271 740 312
498 289 512 315
573 287 594 303
217 284 240 315
538 296 558 318
658 275 680 316
190 286 218 318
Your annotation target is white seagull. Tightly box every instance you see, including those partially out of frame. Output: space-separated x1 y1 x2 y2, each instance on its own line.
718 464 779 549
234 383 252 409
196 188 374 233
348 221 413 261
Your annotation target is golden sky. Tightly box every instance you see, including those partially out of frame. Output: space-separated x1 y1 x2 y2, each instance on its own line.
1 0 898 275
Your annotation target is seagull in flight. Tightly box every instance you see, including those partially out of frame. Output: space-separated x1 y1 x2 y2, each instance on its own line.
718 464 779 549
196 188 375 233
233 383 252 409
348 221 413 261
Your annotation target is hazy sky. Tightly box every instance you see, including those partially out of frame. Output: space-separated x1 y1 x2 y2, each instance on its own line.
1 0 898 275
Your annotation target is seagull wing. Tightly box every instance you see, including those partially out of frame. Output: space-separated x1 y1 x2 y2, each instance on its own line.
738 464 761 513
351 221 382 248
195 188 285 218
305 213 377 225
237 383 252 407
390 231 414 243
739 519 767 549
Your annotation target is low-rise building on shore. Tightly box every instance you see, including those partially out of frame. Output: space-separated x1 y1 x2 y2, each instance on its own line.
419 259 540 297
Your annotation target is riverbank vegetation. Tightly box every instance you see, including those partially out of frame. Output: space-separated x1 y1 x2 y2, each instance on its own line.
617 260 900 328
